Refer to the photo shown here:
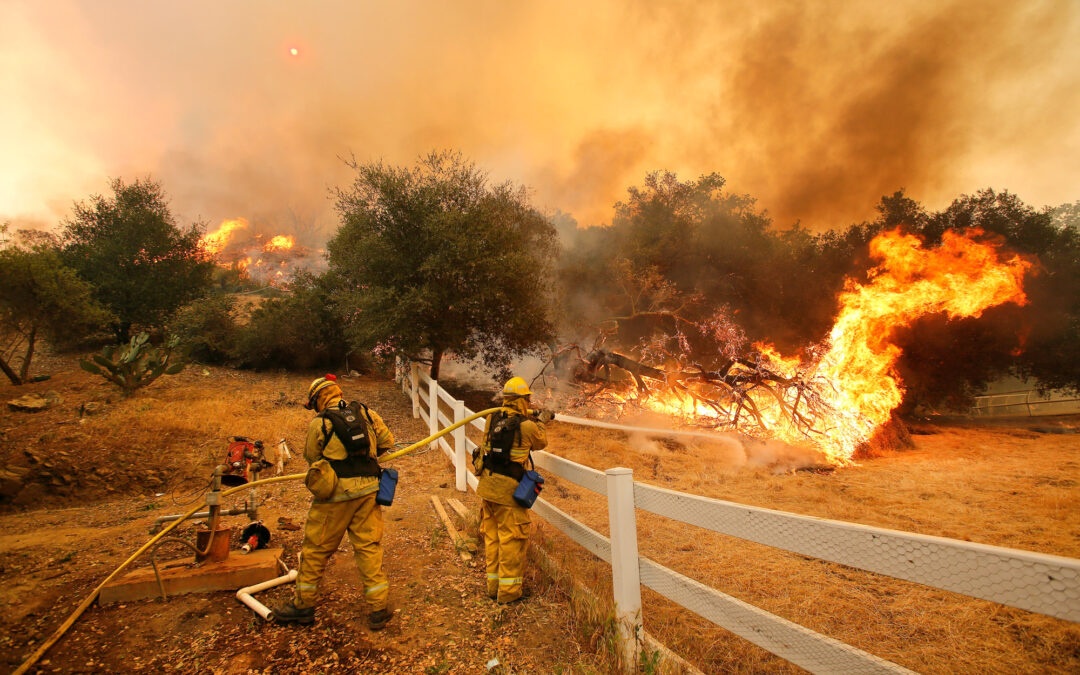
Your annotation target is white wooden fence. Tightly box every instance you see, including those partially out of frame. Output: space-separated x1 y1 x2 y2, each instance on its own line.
396 361 1080 674
971 388 1080 417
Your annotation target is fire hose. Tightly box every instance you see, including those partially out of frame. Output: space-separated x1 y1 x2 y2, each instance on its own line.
13 406 508 675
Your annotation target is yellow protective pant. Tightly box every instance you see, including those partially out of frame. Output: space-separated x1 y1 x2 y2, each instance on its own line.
295 493 388 611
480 499 531 603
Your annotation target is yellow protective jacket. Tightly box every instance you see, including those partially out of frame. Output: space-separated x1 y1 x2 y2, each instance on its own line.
476 400 547 506
305 401 394 503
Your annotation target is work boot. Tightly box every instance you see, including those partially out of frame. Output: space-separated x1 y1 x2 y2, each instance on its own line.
497 587 532 605
368 608 393 631
272 601 315 625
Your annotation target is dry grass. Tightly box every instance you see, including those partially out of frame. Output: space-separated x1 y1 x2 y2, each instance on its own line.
0 363 321 506
533 419 1080 674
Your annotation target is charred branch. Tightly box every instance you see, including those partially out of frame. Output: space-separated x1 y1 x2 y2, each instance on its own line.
563 348 832 439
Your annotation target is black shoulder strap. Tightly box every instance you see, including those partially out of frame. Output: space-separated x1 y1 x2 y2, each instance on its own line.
356 401 375 425
318 401 379 478
483 412 530 480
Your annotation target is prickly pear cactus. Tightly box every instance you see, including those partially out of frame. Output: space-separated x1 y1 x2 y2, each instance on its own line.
79 332 185 397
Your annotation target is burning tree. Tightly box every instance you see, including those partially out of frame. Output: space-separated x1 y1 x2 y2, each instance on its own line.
548 229 1030 465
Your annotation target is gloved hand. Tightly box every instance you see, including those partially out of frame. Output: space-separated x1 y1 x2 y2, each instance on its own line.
531 408 555 423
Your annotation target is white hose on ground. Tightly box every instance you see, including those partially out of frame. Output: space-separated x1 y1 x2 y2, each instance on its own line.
236 569 299 620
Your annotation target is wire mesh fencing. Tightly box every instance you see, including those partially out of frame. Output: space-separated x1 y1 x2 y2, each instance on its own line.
396 359 1080 674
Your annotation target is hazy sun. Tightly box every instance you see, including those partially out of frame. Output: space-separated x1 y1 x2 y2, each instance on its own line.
289 47 299 56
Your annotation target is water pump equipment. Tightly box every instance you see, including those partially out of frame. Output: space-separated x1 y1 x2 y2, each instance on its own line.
152 436 272 532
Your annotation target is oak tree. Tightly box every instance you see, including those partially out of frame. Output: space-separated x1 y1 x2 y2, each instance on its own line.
0 226 111 384
329 151 558 379
61 177 214 342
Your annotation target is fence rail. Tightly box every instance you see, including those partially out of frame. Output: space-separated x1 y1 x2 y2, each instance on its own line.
396 360 1080 674
970 389 1080 417
532 451 609 495
633 482 1080 622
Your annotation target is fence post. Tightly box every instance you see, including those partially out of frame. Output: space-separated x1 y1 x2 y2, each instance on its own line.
410 363 420 419
606 467 642 673
453 399 467 491
428 377 439 450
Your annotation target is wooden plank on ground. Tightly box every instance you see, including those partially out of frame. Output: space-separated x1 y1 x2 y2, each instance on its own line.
99 548 283 604
430 496 473 562
446 497 470 521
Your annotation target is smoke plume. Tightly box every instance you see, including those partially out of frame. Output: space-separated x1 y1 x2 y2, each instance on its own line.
2 0 1078 237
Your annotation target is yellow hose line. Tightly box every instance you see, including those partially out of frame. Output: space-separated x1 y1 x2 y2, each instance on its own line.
218 406 506 497
15 406 506 674
379 406 504 463
12 501 206 675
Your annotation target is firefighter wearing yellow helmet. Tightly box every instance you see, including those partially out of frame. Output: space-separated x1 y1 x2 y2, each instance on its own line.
272 374 396 630
473 376 549 603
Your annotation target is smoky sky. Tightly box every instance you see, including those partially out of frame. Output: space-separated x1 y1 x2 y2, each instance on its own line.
2 0 1078 239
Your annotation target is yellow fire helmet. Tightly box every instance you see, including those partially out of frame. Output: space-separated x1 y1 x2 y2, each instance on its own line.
306 374 341 410
502 376 531 398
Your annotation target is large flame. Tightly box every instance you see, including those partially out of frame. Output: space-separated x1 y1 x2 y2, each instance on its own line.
809 229 1030 460
196 218 321 287
199 217 249 255
639 229 1030 464
264 234 295 252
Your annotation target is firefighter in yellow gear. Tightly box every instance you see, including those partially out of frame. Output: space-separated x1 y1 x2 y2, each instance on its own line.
272 375 396 630
474 376 548 603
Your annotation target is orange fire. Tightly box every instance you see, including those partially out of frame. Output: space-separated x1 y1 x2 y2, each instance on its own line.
194 218 316 287
264 235 295 252
641 229 1030 464
199 217 249 255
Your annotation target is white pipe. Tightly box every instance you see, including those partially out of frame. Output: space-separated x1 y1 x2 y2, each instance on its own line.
235 569 298 620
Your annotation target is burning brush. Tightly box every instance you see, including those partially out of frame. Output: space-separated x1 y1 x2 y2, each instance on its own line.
550 229 1030 465
198 217 323 286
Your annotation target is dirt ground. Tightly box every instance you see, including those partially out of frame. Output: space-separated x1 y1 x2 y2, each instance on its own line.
0 358 603 674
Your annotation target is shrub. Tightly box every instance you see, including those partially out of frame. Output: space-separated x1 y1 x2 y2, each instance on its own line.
170 294 240 364
231 272 348 370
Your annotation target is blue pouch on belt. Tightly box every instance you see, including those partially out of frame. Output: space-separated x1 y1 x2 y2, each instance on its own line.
513 470 544 508
376 468 398 506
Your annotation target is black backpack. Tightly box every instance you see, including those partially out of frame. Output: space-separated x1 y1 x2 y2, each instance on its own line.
483 411 526 480
319 401 380 478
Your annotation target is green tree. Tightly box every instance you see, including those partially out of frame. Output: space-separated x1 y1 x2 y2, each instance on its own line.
559 171 807 354
1051 200 1080 231
60 177 214 342
905 190 1080 401
0 225 112 384
329 151 558 379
